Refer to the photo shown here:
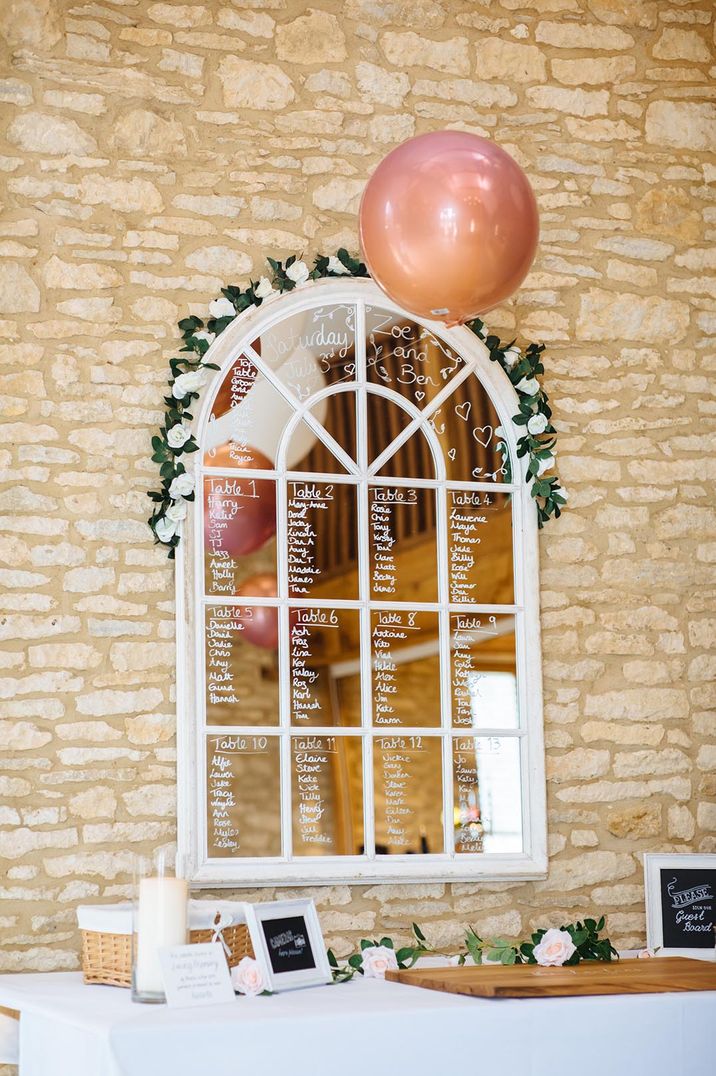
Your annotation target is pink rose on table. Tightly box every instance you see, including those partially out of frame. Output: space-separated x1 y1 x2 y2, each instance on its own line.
533 928 576 967
232 956 266 996
360 945 399 979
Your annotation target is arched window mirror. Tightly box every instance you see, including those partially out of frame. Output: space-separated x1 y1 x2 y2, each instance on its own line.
177 278 546 886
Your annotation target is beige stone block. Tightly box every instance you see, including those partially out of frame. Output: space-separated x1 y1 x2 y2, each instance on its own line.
185 246 252 276
380 31 470 76
571 830 598 847
313 178 365 214
550 55 635 85
218 57 294 110
557 777 691 804
577 287 689 343
125 712 175 745
0 263 40 313
147 3 209 28
122 784 176 817
110 642 175 674
68 787 117 819
0 0 61 50
527 86 608 116
76 688 163 717
581 721 664 746
7 111 96 155
652 29 711 63
698 803 716 831
79 176 164 214
113 109 187 158
476 38 547 82
697 745 716 772
276 9 346 64
43 256 121 291
646 101 716 152
55 721 122 742
547 748 610 783
0 721 51 750
355 62 410 105
607 804 662 840
668 805 695 841
0 827 78 860
536 21 633 49
539 851 635 891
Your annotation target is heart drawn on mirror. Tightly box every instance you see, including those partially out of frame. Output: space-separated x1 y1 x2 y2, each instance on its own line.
455 401 471 422
415 390 425 402
472 425 493 449
448 448 457 461
345 363 355 377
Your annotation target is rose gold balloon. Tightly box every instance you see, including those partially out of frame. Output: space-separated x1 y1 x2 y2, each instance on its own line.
236 573 298 650
359 131 539 324
203 448 276 557
237 572 280 650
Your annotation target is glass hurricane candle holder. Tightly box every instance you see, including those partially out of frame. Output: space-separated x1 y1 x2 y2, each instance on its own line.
131 850 188 1004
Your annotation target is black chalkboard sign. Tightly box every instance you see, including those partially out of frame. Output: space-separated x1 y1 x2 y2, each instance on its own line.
659 868 715 950
261 915 317 975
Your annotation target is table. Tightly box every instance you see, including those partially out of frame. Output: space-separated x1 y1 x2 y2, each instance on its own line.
0 971 714 1076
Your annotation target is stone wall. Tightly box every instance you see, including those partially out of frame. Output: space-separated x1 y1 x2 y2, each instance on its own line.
1 0 715 1020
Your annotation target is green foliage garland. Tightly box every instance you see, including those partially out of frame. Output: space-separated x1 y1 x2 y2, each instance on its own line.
147 250 566 555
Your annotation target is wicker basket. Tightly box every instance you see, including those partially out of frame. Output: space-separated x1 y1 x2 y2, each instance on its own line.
79 903 254 988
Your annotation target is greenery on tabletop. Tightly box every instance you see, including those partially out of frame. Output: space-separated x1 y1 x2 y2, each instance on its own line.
461 916 618 966
327 923 430 983
147 251 566 556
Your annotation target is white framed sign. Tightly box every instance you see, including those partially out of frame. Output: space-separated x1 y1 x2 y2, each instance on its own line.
245 899 332 991
645 853 716 960
176 276 547 887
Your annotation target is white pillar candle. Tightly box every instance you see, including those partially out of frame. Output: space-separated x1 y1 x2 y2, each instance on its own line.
135 876 188 995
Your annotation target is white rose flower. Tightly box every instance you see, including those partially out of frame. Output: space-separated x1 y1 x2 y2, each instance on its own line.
536 455 554 477
360 945 399 979
193 330 215 346
232 956 266 997
533 928 576 968
503 345 521 368
327 255 350 276
209 297 236 319
166 424 191 449
172 369 208 399
166 499 187 523
527 413 549 436
254 276 275 299
515 376 539 396
154 515 178 543
494 426 505 440
285 260 309 285
169 472 194 499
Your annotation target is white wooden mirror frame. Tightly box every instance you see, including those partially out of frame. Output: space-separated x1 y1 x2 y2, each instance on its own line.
176 276 547 887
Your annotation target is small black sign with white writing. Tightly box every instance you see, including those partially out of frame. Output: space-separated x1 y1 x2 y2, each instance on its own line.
659 868 715 950
261 915 316 975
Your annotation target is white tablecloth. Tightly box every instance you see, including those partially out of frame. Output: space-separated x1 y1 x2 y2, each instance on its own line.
0 971 714 1076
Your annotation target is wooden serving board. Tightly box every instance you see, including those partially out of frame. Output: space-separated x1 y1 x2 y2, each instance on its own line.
385 958 716 999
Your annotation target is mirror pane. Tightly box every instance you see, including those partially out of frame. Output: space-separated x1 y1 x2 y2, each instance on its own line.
207 733 281 857
365 305 466 405
450 613 518 729
203 353 292 471
203 475 277 598
430 376 508 483
373 734 443 854
290 608 361 728
453 736 523 854
287 479 358 600
250 303 357 392
291 734 364 856
369 484 438 602
205 605 280 726
448 488 514 605
371 610 441 728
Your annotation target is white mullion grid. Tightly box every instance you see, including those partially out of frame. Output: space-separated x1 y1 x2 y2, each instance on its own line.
511 473 531 858
197 499 209 865
205 725 525 740
355 300 376 859
203 595 520 613
276 469 292 862
435 478 454 859
202 465 518 496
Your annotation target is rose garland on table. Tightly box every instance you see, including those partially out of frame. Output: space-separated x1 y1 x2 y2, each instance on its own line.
147 250 566 557
327 917 617 983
